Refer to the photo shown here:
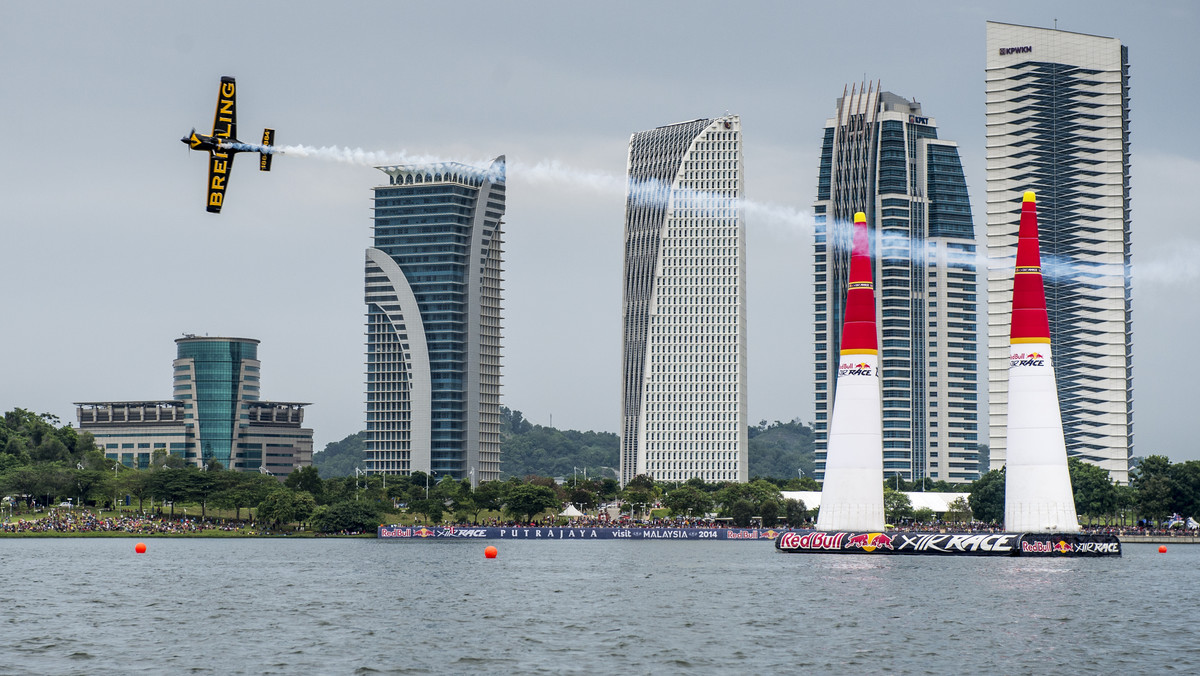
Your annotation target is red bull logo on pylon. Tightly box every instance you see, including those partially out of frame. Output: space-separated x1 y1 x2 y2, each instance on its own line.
838 362 876 377
1010 352 1046 367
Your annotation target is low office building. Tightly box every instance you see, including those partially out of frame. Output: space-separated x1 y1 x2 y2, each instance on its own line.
77 336 312 476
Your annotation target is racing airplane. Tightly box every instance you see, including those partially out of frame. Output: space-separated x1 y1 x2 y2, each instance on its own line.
181 76 275 213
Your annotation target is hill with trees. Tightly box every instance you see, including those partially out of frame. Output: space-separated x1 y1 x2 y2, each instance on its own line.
499 408 620 479
311 431 366 478
310 409 818 481
747 418 816 479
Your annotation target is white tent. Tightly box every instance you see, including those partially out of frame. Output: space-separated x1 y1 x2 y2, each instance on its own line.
559 504 585 517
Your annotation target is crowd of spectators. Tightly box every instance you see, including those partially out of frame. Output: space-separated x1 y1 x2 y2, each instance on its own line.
438 515 769 529
413 515 1200 536
8 506 1196 537
1080 523 1199 537
1 508 257 535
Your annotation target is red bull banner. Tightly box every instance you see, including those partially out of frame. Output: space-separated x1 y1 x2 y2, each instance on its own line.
1015 533 1121 556
378 526 785 540
776 531 1120 557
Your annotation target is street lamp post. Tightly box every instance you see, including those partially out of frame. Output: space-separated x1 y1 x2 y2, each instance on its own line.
75 463 85 508
354 467 366 501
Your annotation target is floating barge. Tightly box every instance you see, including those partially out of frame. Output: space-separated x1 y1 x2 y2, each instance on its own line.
775 530 1121 557
378 526 784 540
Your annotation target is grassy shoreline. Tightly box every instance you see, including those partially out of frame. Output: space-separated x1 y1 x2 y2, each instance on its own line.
0 530 373 538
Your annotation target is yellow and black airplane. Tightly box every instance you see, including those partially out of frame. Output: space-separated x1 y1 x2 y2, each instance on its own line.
181 76 275 213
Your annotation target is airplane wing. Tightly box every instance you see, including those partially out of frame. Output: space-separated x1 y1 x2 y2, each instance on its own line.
211 76 236 143
206 151 234 213
206 76 237 213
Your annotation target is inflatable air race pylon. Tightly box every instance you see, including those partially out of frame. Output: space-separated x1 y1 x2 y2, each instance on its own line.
1003 191 1080 533
816 212 886 533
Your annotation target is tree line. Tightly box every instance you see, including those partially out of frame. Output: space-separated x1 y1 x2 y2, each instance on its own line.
0 408 384 532
966 456 1200 527
0 405 811 529
8 407 1200 530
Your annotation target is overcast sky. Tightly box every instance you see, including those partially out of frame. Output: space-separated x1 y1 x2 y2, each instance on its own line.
2 1 1198 463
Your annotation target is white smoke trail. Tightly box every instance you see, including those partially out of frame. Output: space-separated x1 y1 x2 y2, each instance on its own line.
227 141 816 232
744 201 815 233
276 144 468 168
518 158 626 195
222 141 480 169
224 141 1189 283
1130 241 1200 284
220 141 1195 286
514 158 814 231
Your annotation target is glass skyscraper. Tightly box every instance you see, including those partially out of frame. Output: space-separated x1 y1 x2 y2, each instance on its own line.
813 84 979 483
985 22 1132 483
365 158 505 484
174 336 259 468
620 116 748 486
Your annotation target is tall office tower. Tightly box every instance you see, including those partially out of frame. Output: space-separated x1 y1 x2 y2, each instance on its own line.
79 335 313 475
620 115 748 486
986 22 1132 483
365 157 505 484
172 336 262 468
813 84 979 484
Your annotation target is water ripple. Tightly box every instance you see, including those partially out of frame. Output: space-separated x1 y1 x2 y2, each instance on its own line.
0 539 1198 672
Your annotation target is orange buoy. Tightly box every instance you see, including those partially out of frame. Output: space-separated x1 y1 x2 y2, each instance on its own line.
135 542 147 554
485 545 498 559
1159 545 1167 554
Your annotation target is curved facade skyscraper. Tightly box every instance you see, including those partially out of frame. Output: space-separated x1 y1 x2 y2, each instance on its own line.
620 116 748 486
813 85 979 484
985 22 1132 483
366 158 505 484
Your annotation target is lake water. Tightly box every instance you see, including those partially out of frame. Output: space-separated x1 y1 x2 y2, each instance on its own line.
1 538 1197 674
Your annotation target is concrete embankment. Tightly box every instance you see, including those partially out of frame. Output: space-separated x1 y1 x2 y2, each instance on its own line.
1117 535 1200 544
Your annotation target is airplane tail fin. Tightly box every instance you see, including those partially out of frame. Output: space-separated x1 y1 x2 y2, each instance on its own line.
259 128 275 171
